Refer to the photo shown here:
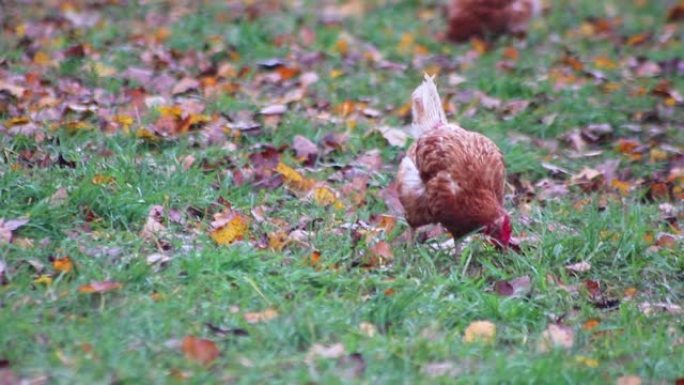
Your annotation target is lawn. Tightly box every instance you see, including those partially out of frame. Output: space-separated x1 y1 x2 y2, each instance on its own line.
1 0 683 384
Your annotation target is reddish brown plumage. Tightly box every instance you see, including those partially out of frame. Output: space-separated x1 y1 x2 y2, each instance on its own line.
397 75 511 247
446 0 541 42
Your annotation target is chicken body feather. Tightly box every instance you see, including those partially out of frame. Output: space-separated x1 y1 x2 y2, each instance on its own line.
447 0 542 42
397 76 510 246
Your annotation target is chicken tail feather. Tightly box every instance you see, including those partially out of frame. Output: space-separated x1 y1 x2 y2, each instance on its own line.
411 73 447 137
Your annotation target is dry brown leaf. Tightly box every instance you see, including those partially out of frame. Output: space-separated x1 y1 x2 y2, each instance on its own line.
376 126 408 147
616 375 642 385
358 322 377 337
181 336 219 366
538 324 574 352
306 343 346 362
566 261 591 273
0 218 29 244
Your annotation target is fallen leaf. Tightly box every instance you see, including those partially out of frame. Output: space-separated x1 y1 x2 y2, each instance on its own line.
260 104 287 115
267 231 288 251
376 126 407 147
582 319 601 331
575 355 599 368
0 260 6 285
312 186 339 206
421 361 463 378
538 324 574 352
566 261 591 273
463 320 496 344
52 256 73 274
181 336 219 366
616 375 642 385
292 135 318 164
306 343 346 362
494 275 531 297
78 280 122 294
33 275 53 286
638 302 683 316
0 218 29 244
358 322 377 337
275 162 314 191
140 205 166 240
244 308 278 324
210 211 249 246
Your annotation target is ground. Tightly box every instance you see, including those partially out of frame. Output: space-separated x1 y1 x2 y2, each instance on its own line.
1 0 683 384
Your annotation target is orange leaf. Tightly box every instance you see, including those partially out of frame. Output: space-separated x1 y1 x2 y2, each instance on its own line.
503 47 519 61
594 56 617 70
310 250 321 266
181 336 219 366
78 280 122 294
611 179 631 196
582 319 601 331
463 320 496 344
53 256 73 274
470 38 489 54
276 66 300 80
244 308 279 324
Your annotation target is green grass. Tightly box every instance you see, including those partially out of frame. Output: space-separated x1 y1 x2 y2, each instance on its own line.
1 0 683 384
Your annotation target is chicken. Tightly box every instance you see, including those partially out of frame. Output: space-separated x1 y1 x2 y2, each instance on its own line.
396 75 511 248
446 0 542 42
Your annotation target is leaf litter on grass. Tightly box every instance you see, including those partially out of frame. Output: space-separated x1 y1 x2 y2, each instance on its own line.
1 0 683 382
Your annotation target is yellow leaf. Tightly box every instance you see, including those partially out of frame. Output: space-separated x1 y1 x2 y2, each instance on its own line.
5 116 30 126
575 355 599 368
92 174 114 185
33 274 53 286
329 69 344 79
65 121 91 134
463 320 496 344
611 179 631 196
53 256 73 274
33 51 52 66
114 114 134 128
244 308 278 324
135 128 158 141
650 148 668 162
268 231 288 251
210 215 249 245
398 33 414 54
359 322 377 337
275 162 313 191
93 62 116 77
336 38 349 56
313 186 337 206
159 105 183 118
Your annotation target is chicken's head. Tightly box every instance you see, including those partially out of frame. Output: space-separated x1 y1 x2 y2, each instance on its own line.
483 214 512 249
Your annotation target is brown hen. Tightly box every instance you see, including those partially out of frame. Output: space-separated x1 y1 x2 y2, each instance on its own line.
446 0 542 42
396 75 511 248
